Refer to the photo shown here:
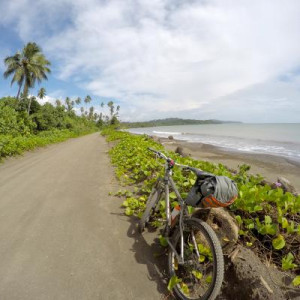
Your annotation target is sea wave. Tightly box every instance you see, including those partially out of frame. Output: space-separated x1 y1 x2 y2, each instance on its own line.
152 131 182 135
126 125 300 161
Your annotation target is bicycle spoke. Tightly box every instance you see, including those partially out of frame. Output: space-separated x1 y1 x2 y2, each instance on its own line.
169 219 224 300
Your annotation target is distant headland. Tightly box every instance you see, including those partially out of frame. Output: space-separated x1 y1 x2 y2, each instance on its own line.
122 118 242 128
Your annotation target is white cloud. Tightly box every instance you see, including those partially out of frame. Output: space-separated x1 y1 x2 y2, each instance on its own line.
34 95 57 106
1 0 300 122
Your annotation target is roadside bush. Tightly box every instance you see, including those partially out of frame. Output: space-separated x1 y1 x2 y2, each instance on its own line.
0 128 93 160
0 105 36 136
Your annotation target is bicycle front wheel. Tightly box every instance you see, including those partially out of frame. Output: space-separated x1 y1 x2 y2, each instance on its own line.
168 218 224 300
138 180 163 233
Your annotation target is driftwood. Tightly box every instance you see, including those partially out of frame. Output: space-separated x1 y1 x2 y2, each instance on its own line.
192 207 239 254
261 177 298 196
175 146 189 157
277 177 298 195
148 135 162 145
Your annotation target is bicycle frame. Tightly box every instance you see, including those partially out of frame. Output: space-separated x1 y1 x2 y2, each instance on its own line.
160 156 198 265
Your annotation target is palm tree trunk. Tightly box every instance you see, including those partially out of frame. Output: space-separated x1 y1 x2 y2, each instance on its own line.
23 82 29 98
16 84 22 99
27 97 32 115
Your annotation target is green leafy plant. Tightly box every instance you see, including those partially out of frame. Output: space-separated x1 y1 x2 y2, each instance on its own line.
103 129 300 275
281 253 297 271
292 276 300 287
168 275 181 291
272 235 286 250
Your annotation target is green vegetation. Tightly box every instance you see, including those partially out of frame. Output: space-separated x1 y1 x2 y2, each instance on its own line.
0 95 122 159
122 117 241 128
1 42 121 160
0 96 97 159
102 128 299 282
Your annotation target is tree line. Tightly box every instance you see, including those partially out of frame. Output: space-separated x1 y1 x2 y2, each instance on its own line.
1 42 120 136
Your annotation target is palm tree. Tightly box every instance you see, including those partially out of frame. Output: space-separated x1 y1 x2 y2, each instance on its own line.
88 106 94 119
38 87 46 99
3 42 51 99
55 99 62 107
107 101 114 118
80 107 84 115
65 97 73 113
84 95 92 109
3 53 23 98
75 97 81 105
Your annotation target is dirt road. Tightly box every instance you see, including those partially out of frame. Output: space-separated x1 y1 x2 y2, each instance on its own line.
0 133 166 300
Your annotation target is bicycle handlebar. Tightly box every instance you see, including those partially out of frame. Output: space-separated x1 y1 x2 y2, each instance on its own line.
147 147 201 173
148 147 168 160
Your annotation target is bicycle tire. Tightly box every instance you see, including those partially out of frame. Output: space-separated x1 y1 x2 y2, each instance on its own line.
138 181 163 233
168 218 224 300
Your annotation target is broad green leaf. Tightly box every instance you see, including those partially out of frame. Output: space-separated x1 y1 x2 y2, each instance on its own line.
125 207 133 216
199 255 205 263
238 230 247 236
205 275 212 284
272 235 285 250
181 282 190 295
246 222 254 229
187 206 194 214
265 215 272 224
266 224 277 235
189 178 195 185
235 215 243 226
192 270 203 279
159 235 168 247
254 205 263 212
282 253 297 271
169 192 177 199
287 221 295 234
281 217 288 229
167 275 181 291
292 276 300 287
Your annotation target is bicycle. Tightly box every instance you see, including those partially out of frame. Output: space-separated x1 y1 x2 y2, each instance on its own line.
139 148 224 300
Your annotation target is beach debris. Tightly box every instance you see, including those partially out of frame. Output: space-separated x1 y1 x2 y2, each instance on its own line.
174 146 189 157
148 135 162 145
260 179 274 187
168 135 174 140
227 167 238 175
277 177 297 194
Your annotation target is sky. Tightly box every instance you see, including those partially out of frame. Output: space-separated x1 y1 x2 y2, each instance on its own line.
0 0 300 123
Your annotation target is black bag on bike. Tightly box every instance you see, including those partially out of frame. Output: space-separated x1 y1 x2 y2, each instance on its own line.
185 170 238 208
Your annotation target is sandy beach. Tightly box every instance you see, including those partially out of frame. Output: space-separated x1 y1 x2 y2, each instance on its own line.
160 138 300 192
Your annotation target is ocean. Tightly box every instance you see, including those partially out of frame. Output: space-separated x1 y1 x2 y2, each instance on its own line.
127 123 300 162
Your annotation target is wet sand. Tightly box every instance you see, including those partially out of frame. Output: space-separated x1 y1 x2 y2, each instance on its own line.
160 138 300 192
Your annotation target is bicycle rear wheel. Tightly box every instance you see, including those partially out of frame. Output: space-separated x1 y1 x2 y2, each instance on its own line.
138 180 163 233
168 218 224 300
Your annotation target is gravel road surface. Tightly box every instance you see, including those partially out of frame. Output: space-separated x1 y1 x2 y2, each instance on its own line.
0 133 166 300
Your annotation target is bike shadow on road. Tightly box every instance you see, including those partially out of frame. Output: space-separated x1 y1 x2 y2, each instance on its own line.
126 216 173 299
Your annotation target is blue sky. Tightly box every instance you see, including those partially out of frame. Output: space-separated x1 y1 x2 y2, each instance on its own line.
1 0 300 122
